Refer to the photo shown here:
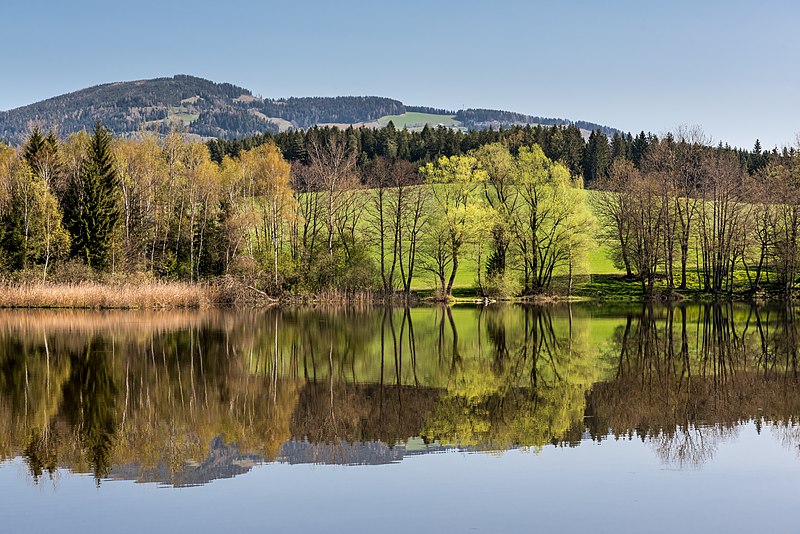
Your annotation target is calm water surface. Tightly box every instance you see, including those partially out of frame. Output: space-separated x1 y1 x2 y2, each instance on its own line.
1 304 799 533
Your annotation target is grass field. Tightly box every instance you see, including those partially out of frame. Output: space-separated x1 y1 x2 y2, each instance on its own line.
167 106 200 126
377 112 461 130
309 185 778 300
409 241 624 296
345 187 625 297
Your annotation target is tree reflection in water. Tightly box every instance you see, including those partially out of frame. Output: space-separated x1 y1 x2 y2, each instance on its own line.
588 303 800 467
0 303 799 485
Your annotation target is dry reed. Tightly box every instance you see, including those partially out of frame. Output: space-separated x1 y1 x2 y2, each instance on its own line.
0 281 217 309
0 309 217 336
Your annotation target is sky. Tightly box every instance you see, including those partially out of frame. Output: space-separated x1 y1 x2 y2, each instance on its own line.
2 0 799 148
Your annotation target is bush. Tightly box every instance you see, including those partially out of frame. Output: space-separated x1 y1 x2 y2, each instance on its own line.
482 272 522 299
49 259 95 283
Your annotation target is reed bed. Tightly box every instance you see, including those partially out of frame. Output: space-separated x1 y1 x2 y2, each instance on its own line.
0 279 424 310
0 309 218 336
0 281 217 309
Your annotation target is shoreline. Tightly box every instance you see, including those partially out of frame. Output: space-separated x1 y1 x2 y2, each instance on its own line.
0 280 787 309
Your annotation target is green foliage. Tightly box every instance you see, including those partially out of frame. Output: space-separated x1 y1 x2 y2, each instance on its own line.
420 155 489 296
482 270 522 298
2 115 797 301
0 157 69 274
63 124 120 270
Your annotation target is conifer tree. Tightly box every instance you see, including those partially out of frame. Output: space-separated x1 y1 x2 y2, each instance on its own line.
63 123 119 270
582 131 611 185
23 128 46 166
23 129 63 194
630 131 650 168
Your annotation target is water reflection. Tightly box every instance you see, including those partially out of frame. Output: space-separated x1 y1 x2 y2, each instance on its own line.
1 304 799 486
586 304 800 467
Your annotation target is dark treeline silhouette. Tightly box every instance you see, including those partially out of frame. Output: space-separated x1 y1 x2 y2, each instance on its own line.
208 123 592 177
405 105 458 115
454 109 620 137
259 96 405 128
208 123 791 185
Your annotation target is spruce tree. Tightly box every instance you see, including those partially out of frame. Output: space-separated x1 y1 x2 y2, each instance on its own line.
748 139 766 174
23 128 45 166
63 123 119 270
630 131 650 168
23 128 62 193
582 131 611 185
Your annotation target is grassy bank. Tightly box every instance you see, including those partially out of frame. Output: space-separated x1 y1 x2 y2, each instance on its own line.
0 276 778 309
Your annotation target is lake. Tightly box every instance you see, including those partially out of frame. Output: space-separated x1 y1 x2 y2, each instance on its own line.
1 303 799 533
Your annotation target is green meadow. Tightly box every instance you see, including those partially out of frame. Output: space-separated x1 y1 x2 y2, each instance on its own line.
344 185 771 300
377 112 461 130
339 186 625 298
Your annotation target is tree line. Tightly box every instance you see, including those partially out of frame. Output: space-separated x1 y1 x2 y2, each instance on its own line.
0 123 596 297
3 121 800 298
208 122 789 185
594 128 800 295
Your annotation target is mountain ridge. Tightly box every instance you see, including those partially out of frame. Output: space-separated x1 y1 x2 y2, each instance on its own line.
0 74 622 143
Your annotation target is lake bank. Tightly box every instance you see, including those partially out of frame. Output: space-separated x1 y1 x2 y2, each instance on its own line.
0 277 791 309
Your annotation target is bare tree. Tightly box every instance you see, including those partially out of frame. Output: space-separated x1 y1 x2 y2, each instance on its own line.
627 172 668 294
642 128 706 290
741 171 774 291
399 181 428 294
763 158 800 294
365 158 419 294
593 159 637 277
305 134 358 258
291 162 324 281
697 151 746 293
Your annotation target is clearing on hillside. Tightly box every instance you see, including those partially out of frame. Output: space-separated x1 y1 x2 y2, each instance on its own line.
377 112 462 130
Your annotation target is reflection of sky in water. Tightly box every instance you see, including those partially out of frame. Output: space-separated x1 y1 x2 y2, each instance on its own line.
1 421 798 533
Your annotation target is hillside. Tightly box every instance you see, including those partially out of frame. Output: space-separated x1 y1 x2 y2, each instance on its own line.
0 75 620 143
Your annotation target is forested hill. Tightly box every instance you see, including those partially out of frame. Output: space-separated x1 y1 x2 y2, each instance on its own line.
455 109 619 137
0 75 620 143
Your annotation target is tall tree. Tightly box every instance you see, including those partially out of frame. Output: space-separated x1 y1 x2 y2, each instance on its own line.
421 155 487 297
0 151 69 276
697 152 746 292
365 157 417 294
630 131 651 168
594 159 638 277
474 143 518 281
62 123 120 270
239 142 295 290
582 131 611 186
511 145 591 293
306 133 358 259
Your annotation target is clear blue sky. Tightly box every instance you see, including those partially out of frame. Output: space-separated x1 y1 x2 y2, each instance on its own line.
3 0 798 148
